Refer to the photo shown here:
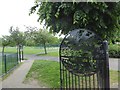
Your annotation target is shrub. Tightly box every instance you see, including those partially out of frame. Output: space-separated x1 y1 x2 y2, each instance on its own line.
109 44 120 58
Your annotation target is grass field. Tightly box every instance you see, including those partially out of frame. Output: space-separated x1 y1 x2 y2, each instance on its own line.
25 60 120 88
0 46 59 57
1 44 120 57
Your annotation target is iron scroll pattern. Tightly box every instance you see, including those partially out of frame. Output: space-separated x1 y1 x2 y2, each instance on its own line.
59 29 109 89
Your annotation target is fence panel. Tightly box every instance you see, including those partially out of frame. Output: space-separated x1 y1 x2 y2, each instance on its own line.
1 53 18 76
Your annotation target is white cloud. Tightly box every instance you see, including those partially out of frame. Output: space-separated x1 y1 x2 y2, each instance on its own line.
0 0 43 37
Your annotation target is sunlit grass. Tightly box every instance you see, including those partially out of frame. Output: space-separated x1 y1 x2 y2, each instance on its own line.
25 60 60 88
0 46 59 55
25 60 119 88
37 51 59 57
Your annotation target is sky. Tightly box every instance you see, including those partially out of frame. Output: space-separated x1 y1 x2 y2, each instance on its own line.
0 0 44 37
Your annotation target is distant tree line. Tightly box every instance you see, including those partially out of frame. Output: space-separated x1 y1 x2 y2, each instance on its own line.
0 26 61 55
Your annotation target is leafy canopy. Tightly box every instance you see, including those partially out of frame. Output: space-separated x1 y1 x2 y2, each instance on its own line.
1 35 11 47
30 2 120 41
9 26 26 46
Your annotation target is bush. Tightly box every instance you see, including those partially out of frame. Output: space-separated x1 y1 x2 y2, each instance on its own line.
109 44 120 58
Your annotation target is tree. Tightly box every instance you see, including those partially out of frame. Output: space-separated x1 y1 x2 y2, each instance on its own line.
33 29 55 54
24 26 38 46
9 26 26 61
1 35 11 55
0 38 2 47
30 2 120 41
24 26 59 53
9 26 26 46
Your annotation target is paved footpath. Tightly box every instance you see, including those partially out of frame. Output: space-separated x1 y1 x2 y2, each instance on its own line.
2 60 41 88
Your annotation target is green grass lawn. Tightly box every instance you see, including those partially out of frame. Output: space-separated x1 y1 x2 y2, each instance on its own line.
25 60 120 88
25 60 60 88
1 44 120 57
0 46 59 56
37 51 59 57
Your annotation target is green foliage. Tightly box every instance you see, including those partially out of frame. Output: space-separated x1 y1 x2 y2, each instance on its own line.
1 36 11 47
30 28 59 54
30 2 120 41
24 26 38 46
1 35 12 53
25 26 60 46
9 26 26 46
109 44 120 58
34 29 53 45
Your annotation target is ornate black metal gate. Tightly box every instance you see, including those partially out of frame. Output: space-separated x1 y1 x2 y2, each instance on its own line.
59 29 110 89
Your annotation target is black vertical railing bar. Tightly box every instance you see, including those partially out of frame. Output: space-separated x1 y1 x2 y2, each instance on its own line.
4 55 7 73
9 55 11 70
118 58 120 89
68 71 71 89
89 76 91 89
65 69 67 89
18 46 21 62
17 46 19 63
16 53 18 64
82 76 83 89
63 65 65 89
72 74 74 88
59 58 62 89
102 66 104 89
85 76 87 88
100 56 103 88
95 74 98 89
60 63 62 89
21 45 24 60
103 40 110 89
78 75 80 89
75 75 77 89
93 74 95 89
96 73 99 89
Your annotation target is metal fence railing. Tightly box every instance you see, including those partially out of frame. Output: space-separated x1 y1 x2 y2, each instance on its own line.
0 53 18 76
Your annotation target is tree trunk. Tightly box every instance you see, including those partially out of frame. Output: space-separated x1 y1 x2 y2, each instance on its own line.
43 43 47 54
2 46 5 56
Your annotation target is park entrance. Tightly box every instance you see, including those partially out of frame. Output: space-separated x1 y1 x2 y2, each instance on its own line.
59 29 110 89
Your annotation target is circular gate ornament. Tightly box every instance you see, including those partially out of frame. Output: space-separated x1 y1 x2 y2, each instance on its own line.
60 29 105 76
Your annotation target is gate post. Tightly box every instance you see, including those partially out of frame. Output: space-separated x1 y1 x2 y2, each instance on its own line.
103 40 110 89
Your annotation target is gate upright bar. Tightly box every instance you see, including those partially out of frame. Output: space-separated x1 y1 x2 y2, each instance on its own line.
103 40 110 89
